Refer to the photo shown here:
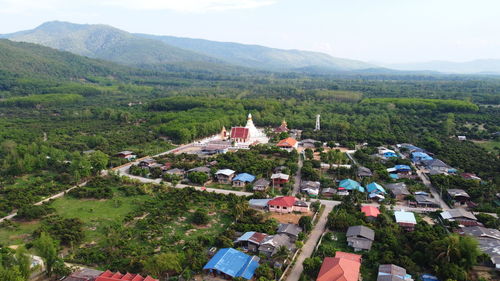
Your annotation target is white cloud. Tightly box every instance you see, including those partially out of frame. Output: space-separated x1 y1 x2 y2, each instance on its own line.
0 0 277 14
103 0 277 12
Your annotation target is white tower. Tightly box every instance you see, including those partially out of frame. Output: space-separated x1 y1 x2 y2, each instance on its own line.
245 113 260 137
314 114 320 131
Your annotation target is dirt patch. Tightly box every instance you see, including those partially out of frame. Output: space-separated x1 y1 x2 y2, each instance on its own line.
268 212 312 224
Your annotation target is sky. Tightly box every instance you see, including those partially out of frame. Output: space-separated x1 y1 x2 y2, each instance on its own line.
0 0 499 64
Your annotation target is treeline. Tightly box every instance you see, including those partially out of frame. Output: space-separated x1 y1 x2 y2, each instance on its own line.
361 98 479 112
0 93 83 108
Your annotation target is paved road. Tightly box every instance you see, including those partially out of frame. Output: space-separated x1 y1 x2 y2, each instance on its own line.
286 202 335 281
292 152 304 196
414 166 450 210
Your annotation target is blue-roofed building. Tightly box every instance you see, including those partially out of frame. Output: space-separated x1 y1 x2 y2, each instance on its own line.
421 274 440 281
203 248 260 280
411 152 433 163
394 165 411 172
389 174 399 179
233 173 256 187
400 144 425 153
366 182 386 194
339 179 365 193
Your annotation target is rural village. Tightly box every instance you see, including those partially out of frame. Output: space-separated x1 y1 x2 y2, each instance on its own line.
2 113 498 281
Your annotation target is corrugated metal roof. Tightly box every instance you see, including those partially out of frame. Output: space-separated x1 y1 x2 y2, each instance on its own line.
203 248 259 280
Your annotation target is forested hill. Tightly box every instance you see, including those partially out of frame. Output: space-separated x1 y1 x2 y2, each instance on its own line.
0 39 132 79
136 33 375 71
2 21 376 74
1 21 249 74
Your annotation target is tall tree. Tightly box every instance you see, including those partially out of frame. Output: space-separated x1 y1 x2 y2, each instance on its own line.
33 232 58 277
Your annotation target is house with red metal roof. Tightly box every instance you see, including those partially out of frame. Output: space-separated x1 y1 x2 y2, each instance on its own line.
316 251 362 281
277 137 298 150
267 196 309 213
361 206 381 220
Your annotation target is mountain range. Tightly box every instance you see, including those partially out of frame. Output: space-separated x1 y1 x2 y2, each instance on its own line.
0 21 375 74
1 21 499 75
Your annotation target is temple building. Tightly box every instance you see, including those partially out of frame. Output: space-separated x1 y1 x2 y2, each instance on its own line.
274 120 289 133
228 113 269 145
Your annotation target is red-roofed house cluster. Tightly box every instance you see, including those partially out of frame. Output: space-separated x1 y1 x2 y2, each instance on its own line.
63 269 158 281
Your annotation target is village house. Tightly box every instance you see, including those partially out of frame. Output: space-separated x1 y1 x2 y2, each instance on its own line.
232 173 256 187
377 264 413 281
447 189 471 206
361 206 380 220
253 178 270 191
321 188 337 197
357 166 373 177
422 159 452 174
300 139 319 149
248 198 271 210
394 211 417 231
387 165 412 175
339 179 365 193
271 173 290 188
234 232 268 252
440 209 479 226
258 234 294 257
115 151 137 161
277 223 302 242
188 166 211 175
411 152 433 163
316 252 362 281
202 145 229 155
203 248 260 280
385 182 411 201
366 182 386 195
346 225 375 251
267 196 309 213
379 147 398 158
300 181 321 197
215 169 236 184
164 168 185 177
413 194 440 208
277 137 298 151
461 173 481 181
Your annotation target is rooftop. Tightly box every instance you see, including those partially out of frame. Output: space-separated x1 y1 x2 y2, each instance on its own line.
203 248 260 280
394 211 417 225
233 173 256 183
361 206 381 217
216 169 236 176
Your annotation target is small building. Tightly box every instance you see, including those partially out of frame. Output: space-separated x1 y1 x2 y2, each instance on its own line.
461 173 481 181
379 148 398 158
420 274 440 281
394 211 417 231
300 139 318 149
63 268 103 281
249 199 271 210
316 252 362 281
361 206 380 220
164 168 185 177
377 264 413 281
422 159 451 173
385 183 411 200
357 166 373 177
346 225 375 251
366 182 386 194
188 166 211 175
115 151 136 161
387 165 412 174
458 135 467 141
215 169 236 184
461 226 500 270
411 152 433 163
447 189 471 205
233 173 256 187
440 209 478 226
258 234 294 257
267 196 309 214
202 145 229 155
138 158 156 168
413 194 440 208
339 179 365 193
321 188 337 197
253 178 270 191
234 232 268 252
301 181 321 197
271 173 290 188
277 223 302 242
95 270 159 281
277 137 298 150
203 248 259 280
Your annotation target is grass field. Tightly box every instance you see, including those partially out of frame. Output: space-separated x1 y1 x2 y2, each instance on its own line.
474 139 500 153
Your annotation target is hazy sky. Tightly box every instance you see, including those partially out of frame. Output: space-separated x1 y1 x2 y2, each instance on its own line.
1 0 499 64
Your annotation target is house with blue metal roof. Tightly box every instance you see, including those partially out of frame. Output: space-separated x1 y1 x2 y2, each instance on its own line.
339 179 365 193
366 182 386 194
233 173 256 187
411 152 433 163
203 248 260 280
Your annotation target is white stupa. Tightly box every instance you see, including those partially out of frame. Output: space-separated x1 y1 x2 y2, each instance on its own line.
245 113 263 138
